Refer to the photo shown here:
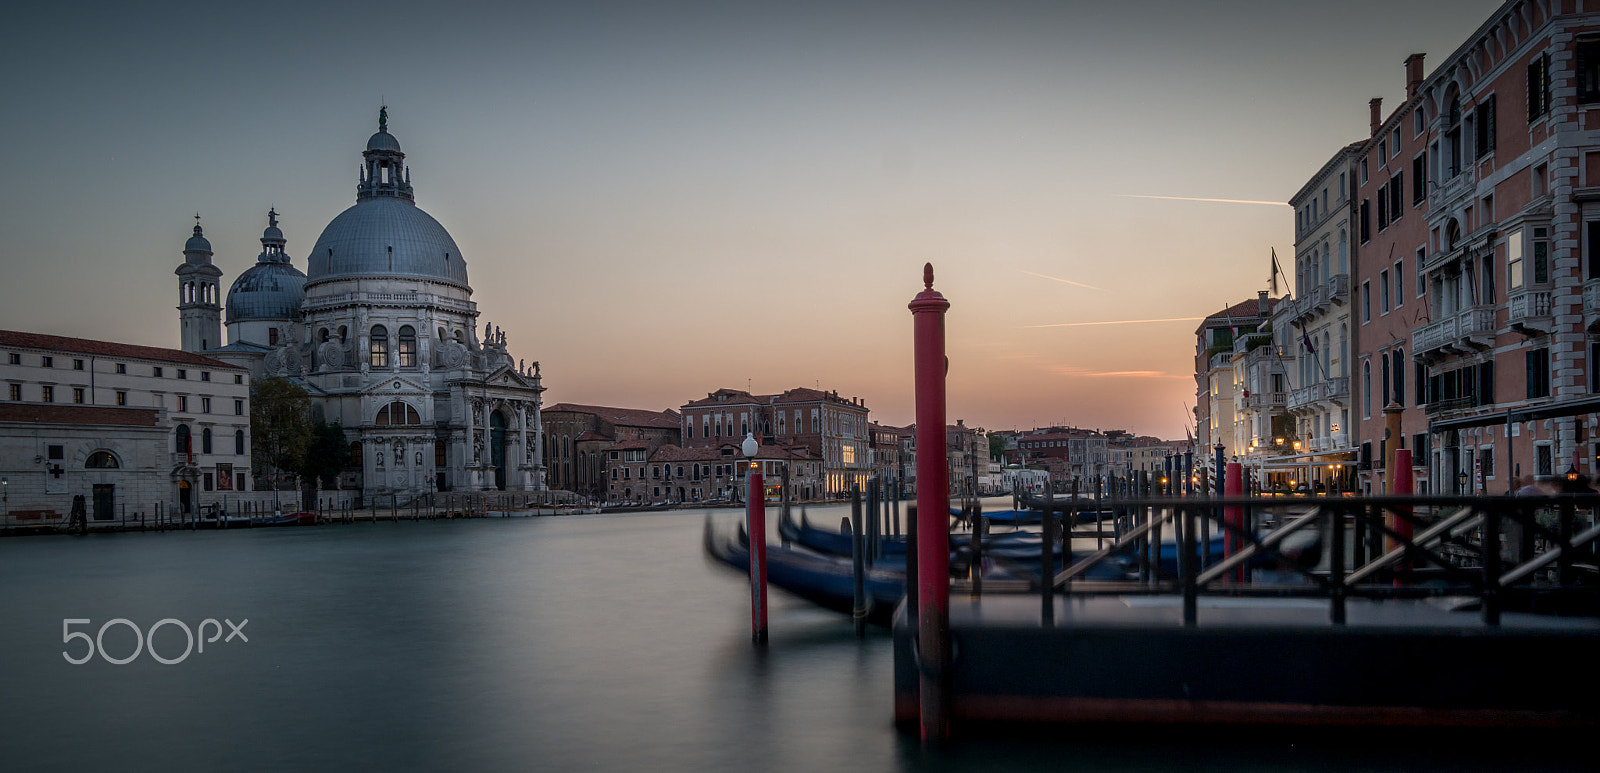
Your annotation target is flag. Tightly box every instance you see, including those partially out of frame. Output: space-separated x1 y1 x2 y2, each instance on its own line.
1270 248 1285 296
1295 319 1315 354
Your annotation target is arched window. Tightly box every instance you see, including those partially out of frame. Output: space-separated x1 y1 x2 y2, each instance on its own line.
1392 349 1405 408
370 325 389 368
319 328 329 343
438 327 447 341
375 401 421 426
202 427 213 454
176 424 191 454
1363 362 1372 418
398 325 417 367
338 325 348 342
86 451 119 468
350 441 363 466
235 429 246 455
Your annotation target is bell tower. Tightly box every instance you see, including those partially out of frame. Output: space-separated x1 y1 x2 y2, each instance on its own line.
176 215 223 353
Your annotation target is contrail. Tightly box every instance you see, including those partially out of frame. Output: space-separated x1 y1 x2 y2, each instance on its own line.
1019 270 1107 292
1117 194 1290 207
1024 317 1206 328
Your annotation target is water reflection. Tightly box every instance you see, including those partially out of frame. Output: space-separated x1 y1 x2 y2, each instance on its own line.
0 502 1588 772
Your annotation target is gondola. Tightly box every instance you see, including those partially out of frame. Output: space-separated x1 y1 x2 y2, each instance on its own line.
704 516 907 626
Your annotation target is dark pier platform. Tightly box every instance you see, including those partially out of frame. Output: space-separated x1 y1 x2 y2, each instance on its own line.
893 594 1600 729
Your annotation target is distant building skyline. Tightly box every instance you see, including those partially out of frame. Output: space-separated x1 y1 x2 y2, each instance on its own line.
0 0 1505 439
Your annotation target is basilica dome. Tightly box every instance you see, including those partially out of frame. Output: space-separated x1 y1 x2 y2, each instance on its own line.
303 115 469 289
304 198 469 287
226 209 307 323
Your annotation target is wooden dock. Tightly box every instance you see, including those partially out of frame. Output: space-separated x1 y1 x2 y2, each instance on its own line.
892 594 1600 730
894 492 1600 733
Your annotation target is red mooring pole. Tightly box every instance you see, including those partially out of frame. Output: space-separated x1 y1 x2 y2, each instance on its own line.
1391 448 1413 585
910 262 950 742
748 465 768 643
1224 461 1244 584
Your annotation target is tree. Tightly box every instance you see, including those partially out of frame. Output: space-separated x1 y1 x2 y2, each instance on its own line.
298 421 353 491
988 432 1007 462
251 377 312 491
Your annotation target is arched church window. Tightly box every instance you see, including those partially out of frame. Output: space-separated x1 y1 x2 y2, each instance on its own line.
269 328 280 346
438 327 446 341
350 441 363 466
453 329 464 343
86 451 119 468
319 328 330 343
339 325 348 342
235 429 245 455
202 427 213 454
375 401 421 426
370 325 389 368
175 424 191 454
398 326 417 368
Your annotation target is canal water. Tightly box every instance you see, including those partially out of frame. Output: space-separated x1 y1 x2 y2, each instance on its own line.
0 501 1586 772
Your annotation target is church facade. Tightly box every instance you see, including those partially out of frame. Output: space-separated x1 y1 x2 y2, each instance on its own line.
179 111 546 502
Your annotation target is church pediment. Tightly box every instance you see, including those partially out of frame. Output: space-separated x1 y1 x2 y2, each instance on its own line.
359 375 431 397
484 365 536 390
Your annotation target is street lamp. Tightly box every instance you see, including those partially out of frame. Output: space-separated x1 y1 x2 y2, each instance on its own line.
742 432 767 643
1457 470 1469 494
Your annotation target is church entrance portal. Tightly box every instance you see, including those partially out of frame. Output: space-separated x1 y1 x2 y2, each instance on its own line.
490 412 507 491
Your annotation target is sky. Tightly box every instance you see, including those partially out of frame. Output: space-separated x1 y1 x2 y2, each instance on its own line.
0 0 1506 439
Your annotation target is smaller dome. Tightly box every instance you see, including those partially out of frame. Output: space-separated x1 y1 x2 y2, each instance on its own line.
226 262 307 323
263 225 284 241
185 224 211 253
367 130 402 153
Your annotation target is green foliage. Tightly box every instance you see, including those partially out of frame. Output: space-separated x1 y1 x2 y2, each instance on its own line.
988 433 1007 461
298 421 353 486
251 377 312 483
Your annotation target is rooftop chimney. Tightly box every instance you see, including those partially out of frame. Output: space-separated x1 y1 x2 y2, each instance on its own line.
1257 290 1269 319
1369 98 1383 136
1404 53 1426 99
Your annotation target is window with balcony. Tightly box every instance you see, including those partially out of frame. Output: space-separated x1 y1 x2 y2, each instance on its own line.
1532 228 1549 284
1508 229 1524 290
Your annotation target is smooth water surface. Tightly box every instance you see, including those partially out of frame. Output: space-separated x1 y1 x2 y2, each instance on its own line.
0 504 1586 772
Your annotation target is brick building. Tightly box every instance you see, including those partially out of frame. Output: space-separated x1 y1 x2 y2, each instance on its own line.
541 403 680 499
680 387 871 497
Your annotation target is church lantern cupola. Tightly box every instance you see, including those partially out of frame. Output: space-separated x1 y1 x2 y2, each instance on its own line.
175 215 223 353
357 107 414 203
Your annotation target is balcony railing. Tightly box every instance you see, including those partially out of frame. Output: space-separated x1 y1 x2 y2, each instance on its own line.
1413 305 1495 358
1429 166 1477 210
1586 279 1600 316
1507 289 1552 334
1286 376 1350 412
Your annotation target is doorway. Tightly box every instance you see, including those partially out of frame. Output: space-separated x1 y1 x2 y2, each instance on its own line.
490 412 507 490
92 484 114 521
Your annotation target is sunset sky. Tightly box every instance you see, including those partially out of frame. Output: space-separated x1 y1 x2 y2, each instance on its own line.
0 0 1504 439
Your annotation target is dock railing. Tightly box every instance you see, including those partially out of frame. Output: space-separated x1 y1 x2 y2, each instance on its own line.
971 493 1600 627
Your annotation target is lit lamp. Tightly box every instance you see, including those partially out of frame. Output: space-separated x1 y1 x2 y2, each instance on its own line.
1457 470 1470 493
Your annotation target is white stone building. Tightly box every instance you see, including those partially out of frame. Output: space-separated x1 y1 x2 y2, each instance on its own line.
184 110 545 503
0 330 252 521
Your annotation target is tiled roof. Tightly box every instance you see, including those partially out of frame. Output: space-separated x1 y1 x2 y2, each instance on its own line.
573 431 609 442
1202 297 1280 323
0 330 245 369
680 389 763 408
0 403 162 427
544 403 681 429
605 440 652 451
